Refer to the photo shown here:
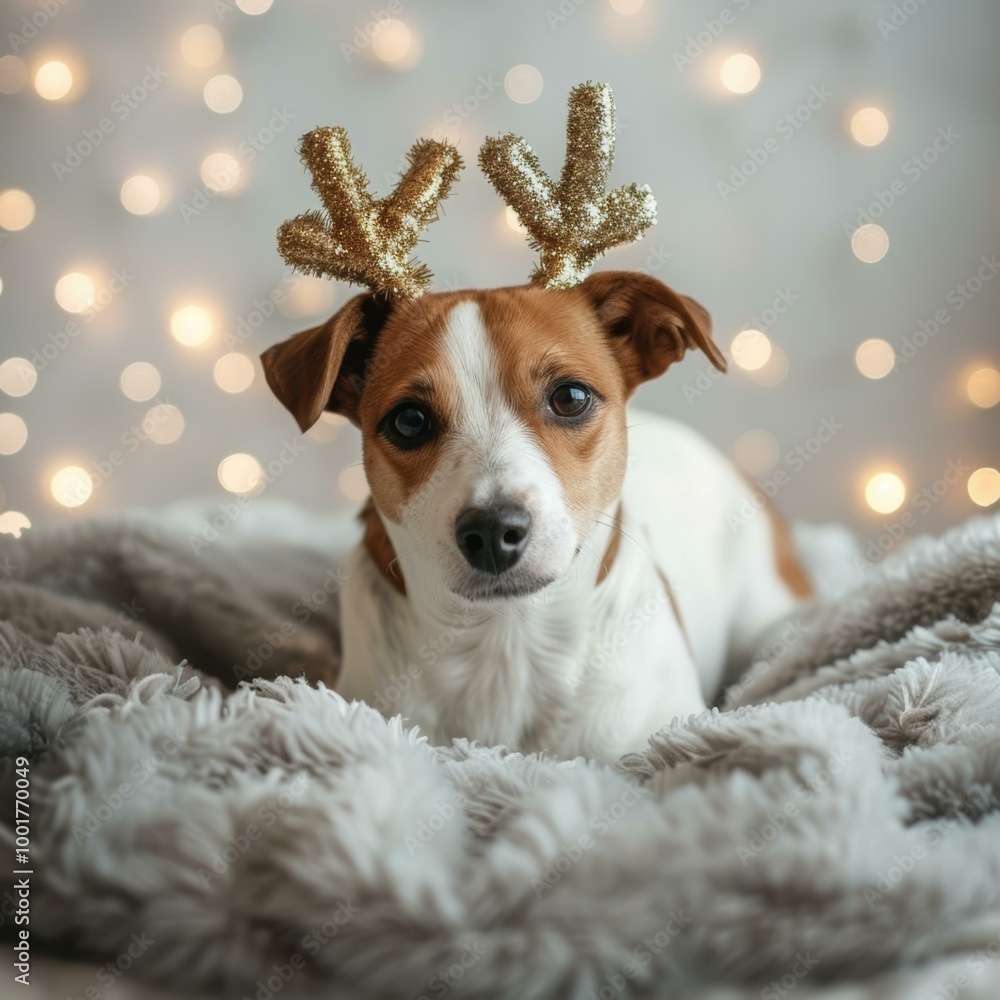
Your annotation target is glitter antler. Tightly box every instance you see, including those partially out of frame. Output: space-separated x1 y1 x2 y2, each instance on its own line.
277 127 463 299
478 81 657 289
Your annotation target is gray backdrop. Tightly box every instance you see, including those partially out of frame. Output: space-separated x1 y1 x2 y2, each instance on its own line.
1 0 997 542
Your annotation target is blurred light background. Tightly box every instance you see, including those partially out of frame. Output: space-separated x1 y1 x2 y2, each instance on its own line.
0 0 998 543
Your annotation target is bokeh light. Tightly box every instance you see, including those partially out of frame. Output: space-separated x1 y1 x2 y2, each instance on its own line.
609 0 645 12
200 152 244 194
0 55 28 94
855 338 896 379
339 465 370 502
865 472 906 514
0 413 28 455
0 189 36 231
213 353 255 393
371 19 412 63
851 224 890 263
120 362 162 401
180 24 224 67
505 206 528 234
143 403 185 444
0 358 37 398
305 411 347 443
120 175 162 215
746 345 789 387
720 54 761 94
968 467 1000 507
237 0 274 13
966 367 1000 409
218 453 265 494
734 429 780 478
203 74 243 114
51 466 93 508
170 305 214 346
504 64 544 104
34 60 74 100
850 107 889 147
0 511 31 537
731 329 772 371
278 276 337 318
54 272 97 314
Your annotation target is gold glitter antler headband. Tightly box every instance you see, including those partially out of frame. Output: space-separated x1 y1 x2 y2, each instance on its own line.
277 126 463 299
478 81 657 289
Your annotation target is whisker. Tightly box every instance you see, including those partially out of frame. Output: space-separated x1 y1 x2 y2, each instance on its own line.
591 515 652 561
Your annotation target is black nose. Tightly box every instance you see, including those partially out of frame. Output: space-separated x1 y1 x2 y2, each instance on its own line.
455 504 532 574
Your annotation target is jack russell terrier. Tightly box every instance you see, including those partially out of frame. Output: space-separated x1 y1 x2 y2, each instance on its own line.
260 83 811 763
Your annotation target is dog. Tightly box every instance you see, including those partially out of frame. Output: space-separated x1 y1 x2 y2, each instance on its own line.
261 83 812 762
261 270 812 763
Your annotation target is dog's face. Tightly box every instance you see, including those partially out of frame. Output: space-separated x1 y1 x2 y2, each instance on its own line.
262 271 725 601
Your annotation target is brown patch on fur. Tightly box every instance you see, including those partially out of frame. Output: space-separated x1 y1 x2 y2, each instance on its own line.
762 500 814 598
356 293 473 523
577 271 725 391
595 504 623 586
478 285 630 532
360 498 405 595
737 471 812 598
655 566 693 657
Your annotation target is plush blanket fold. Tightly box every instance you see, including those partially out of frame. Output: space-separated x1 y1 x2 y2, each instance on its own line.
1 508 999 999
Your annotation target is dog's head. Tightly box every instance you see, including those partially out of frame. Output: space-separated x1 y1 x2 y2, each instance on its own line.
261 271 725 601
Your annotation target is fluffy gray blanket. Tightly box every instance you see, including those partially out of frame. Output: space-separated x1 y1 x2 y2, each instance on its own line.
1 506 1000 1000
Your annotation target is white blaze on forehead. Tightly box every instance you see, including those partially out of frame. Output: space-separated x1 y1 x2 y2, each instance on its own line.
390 298 581 595
438 300 562 510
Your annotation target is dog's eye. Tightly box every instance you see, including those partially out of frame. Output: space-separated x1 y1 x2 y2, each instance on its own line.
383 403 432 448
549 382 592 419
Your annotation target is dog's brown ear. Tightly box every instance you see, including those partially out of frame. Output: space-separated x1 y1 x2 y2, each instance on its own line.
578 270 726 393
260 293 391 431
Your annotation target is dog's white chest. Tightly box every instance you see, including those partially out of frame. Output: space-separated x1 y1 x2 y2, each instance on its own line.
338 534 704 762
